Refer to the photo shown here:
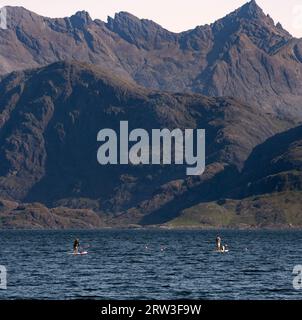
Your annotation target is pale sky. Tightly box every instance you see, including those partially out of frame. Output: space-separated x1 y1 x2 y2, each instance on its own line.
1 0 302 37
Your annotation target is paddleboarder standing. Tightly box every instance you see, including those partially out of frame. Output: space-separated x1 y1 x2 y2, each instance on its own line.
73 239 80 254
216 235 222 251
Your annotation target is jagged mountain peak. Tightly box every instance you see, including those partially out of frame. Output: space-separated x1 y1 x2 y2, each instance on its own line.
213 0 286 31
73 10 92 20
111 11 141 23
236 0 265 19
106 10 165 32
70 10 93 28
210 0 292 54
106 11 175 49
215 0 276 27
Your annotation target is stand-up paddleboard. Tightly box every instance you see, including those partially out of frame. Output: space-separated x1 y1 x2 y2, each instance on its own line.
215 249 229 253
68 251 88 255
216 249 229 253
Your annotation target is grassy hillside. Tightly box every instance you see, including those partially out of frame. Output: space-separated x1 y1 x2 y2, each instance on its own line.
165 191 302 229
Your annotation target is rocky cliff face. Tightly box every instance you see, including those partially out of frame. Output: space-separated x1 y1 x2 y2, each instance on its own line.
1 1 302 120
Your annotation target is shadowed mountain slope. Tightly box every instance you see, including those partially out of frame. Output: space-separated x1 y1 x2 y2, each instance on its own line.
0 61 291 218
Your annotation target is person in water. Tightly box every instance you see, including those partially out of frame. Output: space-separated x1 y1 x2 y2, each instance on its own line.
73 239 80 254
216 235 222 251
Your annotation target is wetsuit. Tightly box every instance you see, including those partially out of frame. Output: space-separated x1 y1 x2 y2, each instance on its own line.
73 240 80 253
216 236 221 250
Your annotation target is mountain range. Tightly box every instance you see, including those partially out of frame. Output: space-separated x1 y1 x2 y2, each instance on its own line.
0 1 301 228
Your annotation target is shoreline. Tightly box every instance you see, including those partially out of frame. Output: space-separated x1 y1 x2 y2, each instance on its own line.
1 225 302 231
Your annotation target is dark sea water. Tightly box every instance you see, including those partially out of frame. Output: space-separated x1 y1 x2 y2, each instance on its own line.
0 229 302 300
